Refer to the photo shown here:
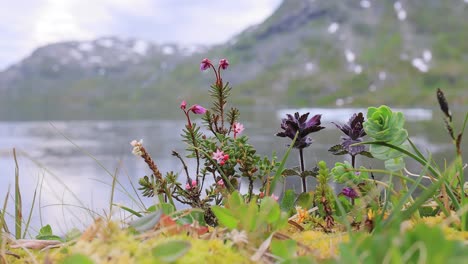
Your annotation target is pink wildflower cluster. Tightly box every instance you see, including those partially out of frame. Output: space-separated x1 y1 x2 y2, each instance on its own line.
232 122 245 138
212 149 229 165
217 179 225 187
185 179 197 190
200 58 229 71
180 100 206 115
199 58 229 87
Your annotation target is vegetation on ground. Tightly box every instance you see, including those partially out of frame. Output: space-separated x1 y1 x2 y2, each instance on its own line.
1 58 467 263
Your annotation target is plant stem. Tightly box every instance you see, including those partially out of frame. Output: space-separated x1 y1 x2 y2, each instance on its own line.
13 148 22 239
218 83 225 132
248 178 254 202
351 154 356 205
299 148 307 193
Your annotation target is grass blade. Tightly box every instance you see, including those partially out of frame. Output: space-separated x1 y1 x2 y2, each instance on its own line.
359 141 459 211
1 186 11 234
112 204 142 217
269 132 298 196
13 148 22 239
109 167 119 219
22 185 38 239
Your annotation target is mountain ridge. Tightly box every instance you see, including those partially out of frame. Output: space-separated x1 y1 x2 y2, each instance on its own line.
1 0 467 120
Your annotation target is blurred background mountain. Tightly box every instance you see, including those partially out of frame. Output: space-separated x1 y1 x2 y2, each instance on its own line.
0 0 467 120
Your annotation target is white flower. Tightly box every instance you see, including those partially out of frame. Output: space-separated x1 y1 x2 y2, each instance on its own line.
227 229 248 245
130 139 144 156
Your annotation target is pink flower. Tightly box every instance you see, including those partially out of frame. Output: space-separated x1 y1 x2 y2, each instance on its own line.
189 104 207 114
220 154 229 165
219 58 229 70
212 149 225 162
180 100 187 110
217 179 225 187
185 179 197 190
200 58 212 71
212 149 229 165
271 194 279 202
232 122 244 138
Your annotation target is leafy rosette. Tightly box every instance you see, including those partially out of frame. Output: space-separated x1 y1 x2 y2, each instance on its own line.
363 105 408 171
331 161 369 184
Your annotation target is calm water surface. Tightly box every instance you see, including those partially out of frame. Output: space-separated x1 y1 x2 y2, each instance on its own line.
0 107 464 234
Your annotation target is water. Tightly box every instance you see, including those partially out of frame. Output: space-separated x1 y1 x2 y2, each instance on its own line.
0 107 465 235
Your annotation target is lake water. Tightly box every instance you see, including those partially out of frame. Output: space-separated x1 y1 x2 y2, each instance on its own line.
0 107 465 235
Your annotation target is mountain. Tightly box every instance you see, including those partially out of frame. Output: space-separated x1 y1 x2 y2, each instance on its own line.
1 0 467 120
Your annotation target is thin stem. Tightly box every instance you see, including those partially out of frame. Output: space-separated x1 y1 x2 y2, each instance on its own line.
248 178 254 202
218 83 225 132
299 148 307 193
172 151 191 184
350 154 356 205
183 112 200 176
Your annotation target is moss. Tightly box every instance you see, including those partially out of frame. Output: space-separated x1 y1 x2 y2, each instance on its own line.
291 231 348 260
4 220 251 264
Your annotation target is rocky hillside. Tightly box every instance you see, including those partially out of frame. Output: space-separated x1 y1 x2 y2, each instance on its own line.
1 0 467 120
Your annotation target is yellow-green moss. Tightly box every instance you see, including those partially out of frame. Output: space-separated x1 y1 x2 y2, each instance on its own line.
292 231 349 260
4 220 251 264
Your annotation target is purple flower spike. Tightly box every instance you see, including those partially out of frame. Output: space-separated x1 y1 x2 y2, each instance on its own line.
200 58 212 71
276 112 325 149
190 104 207 114
341 187 359 199
332 112 367 156
219 58 229 70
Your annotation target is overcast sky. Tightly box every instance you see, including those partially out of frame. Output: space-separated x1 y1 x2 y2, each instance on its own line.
0 0 282 70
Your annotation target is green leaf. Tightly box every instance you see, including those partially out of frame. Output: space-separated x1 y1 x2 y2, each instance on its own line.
211 206 239 229
384 157 406 171
128 210 163 233
260 197 280 224
147 205 157 212
359 151 373 158
36 235 63 241
295 192 313 209
227 191 243 210
152 240 191 263
36 224 63 241
176 209 206 226
157 203 176 215
280 189 296 213
328 144 348 155
38 224 52 236
271 239 297 259
282 168 301 177
60 254 95 264
300 167 319 178
245 199 260 231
